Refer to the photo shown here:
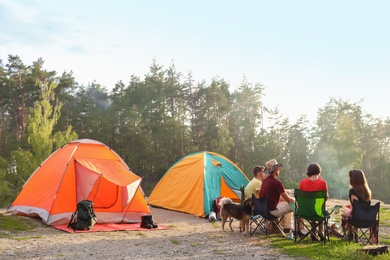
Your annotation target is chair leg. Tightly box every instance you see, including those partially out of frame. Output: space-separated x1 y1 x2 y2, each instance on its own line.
268 217 286 237
294 219 327 245
250 216 266 236
342 223 355 243
264 220 274 237
346 225 375 245
251 216 288 238
308 222 327 245
294 217 299 243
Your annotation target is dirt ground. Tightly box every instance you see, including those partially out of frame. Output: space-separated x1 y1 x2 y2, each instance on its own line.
0 199 388 260
0 206 299 260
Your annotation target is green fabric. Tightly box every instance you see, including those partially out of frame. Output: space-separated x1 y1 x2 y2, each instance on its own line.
289 202 295 212
294 189 327 221
203 152 249 215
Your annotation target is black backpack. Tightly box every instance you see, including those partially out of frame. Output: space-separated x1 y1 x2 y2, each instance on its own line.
68 200 97 231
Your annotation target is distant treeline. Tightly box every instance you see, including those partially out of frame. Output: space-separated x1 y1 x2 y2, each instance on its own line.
0 54 389 206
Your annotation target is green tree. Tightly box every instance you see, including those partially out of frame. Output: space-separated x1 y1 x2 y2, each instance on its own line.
191 78 232 154
359 116 390 202
10 80 77 198
285 116 311 186
66 82 110 140
229 79 264 173
0 156 12 206
312 98 366 198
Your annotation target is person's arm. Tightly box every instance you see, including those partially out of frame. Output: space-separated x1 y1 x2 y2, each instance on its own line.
280 192 295 203
350 194 358 203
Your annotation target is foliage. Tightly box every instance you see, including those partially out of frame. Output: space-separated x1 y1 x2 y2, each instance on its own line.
0 157 11 203
0 61 78 206
0 54 389 204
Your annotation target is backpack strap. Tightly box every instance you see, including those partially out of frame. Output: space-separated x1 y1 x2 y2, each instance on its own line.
67 211 77 231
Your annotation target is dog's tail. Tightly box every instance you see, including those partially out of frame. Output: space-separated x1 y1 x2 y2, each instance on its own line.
218 197 233 209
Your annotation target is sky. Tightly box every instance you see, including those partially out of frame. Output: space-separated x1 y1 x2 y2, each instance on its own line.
1 0 389 123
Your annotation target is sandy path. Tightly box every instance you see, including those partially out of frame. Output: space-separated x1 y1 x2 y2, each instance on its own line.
0 206 296 260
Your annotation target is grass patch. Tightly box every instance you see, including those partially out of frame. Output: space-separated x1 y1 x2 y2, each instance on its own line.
211 222 219 228
381 237 390 245
270 237 389 260
380 208 390 227
212 249 225 255
0 214 37 231
170 239 181 245
207 233 224 239
0 214 41 240
269 236 389 259
10 235 42 240
0 214 37 235
265 203 390 259
137 231 147 237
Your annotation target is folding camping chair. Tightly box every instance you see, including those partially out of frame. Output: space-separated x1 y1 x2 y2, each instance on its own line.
250 194 286 237
294 189 329 245
343 200 380 245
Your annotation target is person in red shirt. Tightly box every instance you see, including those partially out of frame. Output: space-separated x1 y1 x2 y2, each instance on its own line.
297 163 328 238
259 159 295 231
299 163 328 196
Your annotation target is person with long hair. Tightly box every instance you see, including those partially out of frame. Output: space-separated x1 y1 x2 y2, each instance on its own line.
349 169 372 203
342 169 377 243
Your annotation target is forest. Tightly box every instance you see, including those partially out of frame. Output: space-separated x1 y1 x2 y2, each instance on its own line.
0 54 389 207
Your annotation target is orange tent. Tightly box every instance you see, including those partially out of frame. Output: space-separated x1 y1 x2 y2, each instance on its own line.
148 151 249 217
7 139 151 225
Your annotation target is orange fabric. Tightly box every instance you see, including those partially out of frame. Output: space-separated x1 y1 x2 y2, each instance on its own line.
75 158 141 186
148 153 205 217
220 177 239 200
148 151 248 217
8 139 151 225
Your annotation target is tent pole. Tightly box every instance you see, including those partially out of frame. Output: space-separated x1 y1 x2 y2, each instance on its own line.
121 179 142 223
46 142 80 225
92 175 103 203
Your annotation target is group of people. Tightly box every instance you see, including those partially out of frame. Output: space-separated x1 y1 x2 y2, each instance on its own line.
244 159 377 243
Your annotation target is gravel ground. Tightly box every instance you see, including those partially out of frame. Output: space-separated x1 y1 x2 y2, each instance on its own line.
2 199 388 260
0 206 297 260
